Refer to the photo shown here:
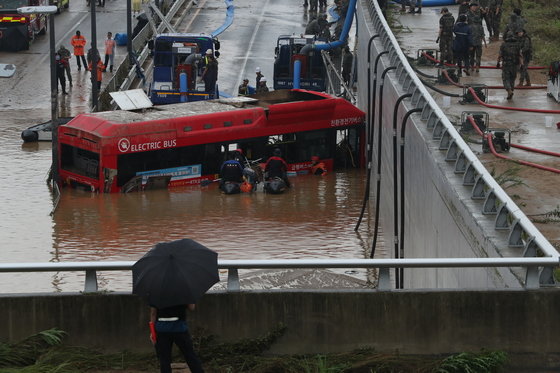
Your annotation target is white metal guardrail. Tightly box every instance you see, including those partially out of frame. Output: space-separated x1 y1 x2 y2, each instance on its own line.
1 258 558 293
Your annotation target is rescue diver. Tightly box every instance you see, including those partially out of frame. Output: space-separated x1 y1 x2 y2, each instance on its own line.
264 148 290 187
219 151 245 192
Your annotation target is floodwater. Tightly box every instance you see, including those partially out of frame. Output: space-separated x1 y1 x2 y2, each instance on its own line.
0 112 378 292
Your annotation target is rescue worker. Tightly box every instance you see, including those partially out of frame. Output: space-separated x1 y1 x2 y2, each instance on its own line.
57 45 73 87
55 53 68 95
438 7 455 66
264 148 290 187
255 67 264 87
467 2 485 72
219 151 244 192
256 77 269 93
503 8 526 41
305 15 327 37
309 0 318 12
87 42 101 66
517 29 532 86
478 0 492 38
452 14 473 77
342 46 353 85
497 32 523 100
238 78 250 96
88 58 105 90
489 0 503 41
104 32 116 73
310 156 327 176
200 50 218 95
456 0 470 18
70 30 87 71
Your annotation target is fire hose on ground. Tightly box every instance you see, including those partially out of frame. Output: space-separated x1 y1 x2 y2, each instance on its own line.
420 51 548 70
440 66 547 90
466 115 560 174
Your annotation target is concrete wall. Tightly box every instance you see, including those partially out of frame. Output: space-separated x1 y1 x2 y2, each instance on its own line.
2 291 560 369
354 1 537 288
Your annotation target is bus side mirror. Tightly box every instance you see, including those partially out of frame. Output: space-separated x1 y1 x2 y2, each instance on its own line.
214 40 220 50
148 39 154 50
214 51 220 58
275 47 279 56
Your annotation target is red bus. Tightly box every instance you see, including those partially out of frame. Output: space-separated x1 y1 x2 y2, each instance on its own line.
57 89 365 193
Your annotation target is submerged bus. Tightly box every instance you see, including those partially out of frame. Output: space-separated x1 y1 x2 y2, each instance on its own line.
57 89 365 193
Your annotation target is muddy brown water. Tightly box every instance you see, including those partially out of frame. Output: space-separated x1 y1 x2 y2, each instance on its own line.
0 111 378 292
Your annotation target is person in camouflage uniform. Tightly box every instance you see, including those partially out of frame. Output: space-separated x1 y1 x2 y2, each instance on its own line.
503 8 527 40
438 7 455 65
467 2 485 72
456 0 470 18
516 29 532 86
498 32 523 100
488 0 503 41
478 0 492 38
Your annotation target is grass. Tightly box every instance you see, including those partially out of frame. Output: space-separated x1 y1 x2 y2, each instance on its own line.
0 328 510 373
500 0 560 65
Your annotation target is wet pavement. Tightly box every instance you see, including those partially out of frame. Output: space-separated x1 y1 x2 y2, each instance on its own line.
392 4 560 245
0 0 379 293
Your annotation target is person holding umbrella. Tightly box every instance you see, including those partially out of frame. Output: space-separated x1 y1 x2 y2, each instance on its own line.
133 239 219 373
149 303 204 373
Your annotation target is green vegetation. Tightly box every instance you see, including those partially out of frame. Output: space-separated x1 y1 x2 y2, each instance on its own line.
489 165 526 189
0 328 510 373
501 0 560 65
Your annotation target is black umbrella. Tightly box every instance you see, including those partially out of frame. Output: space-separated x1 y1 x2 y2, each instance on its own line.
132 239 219 309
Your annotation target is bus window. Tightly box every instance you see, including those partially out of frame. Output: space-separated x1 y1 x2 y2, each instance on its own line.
60 144 100 180
117 144 208 186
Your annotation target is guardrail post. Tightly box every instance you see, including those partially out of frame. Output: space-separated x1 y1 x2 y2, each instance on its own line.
378 268 391 290
227 268 240 291
84 269 98 293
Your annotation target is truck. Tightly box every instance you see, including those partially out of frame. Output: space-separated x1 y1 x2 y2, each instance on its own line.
148 33 221 105
0 0 49 51
273 34 327 92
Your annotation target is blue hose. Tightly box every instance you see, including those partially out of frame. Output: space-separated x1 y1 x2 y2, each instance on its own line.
313 0 356 51
180 73 188 102
293 59 301 89
211 0 234 37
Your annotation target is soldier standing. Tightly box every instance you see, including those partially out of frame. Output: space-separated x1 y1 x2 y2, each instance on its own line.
467 2 485 72
517 29 532 86
489 0 503 41
438 7 455 66
457 0 470 18
497 32 523 100
478 0 492 38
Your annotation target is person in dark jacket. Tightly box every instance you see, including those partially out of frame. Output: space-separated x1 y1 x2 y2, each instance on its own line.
150 304 204 373
220 152 244 184
264 148 290 187
200 51 218 95
452 14 473 76
55 53 69 95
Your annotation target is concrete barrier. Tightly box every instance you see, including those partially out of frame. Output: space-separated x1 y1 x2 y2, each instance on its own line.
2 290 560 369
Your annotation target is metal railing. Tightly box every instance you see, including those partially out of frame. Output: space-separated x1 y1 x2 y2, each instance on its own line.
1 257 558 294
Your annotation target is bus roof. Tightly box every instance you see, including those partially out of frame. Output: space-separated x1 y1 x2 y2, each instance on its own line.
62 90 364 139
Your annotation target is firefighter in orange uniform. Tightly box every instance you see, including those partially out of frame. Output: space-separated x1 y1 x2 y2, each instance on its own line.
88 59 105 89
71 30 88 71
